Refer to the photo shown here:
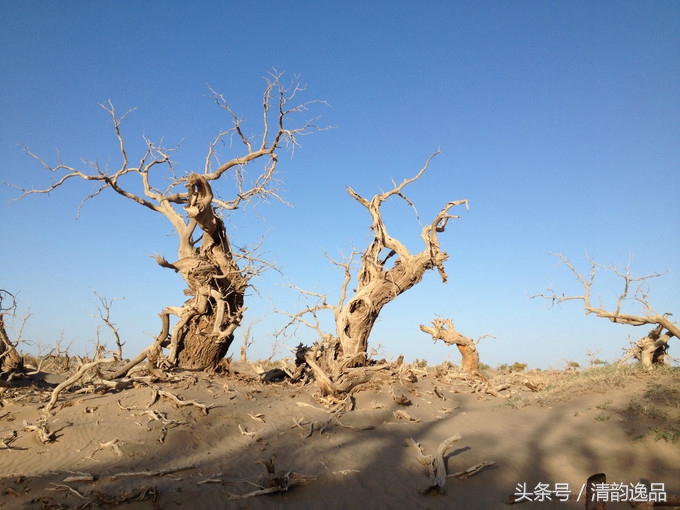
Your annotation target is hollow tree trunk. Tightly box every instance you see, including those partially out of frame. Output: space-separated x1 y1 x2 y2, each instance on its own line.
161 174 248 370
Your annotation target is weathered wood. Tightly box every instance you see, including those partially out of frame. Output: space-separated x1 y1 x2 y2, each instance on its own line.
420 318 485 379
16 72 325 372
534 253 678 368
283 154 468 395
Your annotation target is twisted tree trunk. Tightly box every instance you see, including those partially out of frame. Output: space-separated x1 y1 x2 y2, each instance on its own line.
420 318 483 378
289 154 468 395
0 315 23 374
332 157 467 364
17 72 325 374
158 174 247 370
337 251 448 360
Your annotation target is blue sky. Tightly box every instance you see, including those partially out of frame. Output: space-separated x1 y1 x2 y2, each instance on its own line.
1 1 678 368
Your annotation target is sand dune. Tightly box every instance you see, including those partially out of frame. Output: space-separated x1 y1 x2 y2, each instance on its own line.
1 362 678 509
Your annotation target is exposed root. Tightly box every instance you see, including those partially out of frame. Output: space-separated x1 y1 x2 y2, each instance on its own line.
23 416 55 443
228 457 316 500
156 389 215 415
447 372 511 398
0 430 18 450
394 410 421 423
109 464 197 480
88 438 123 459
45 357 116 412
406 434 462 494
448 460 496 479
46 483 86 500
406 434 496 494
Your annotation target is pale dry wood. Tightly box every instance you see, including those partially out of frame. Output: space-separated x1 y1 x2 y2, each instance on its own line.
156 389 214 415
393 410 421 423
276 153 468 395
15 72 327 372
90 289 125 361
0 290 24 374
47 483 86 499
45 358 116 412
62 473 94 483
0 430 18 450
238 424 257 437
447 372 511 398
406 434 462 493
420 318 488 379
534 253 678 367
108 464 197 480
228 457 316 500
448 460 496 479
23 417 55 443
249 413 265 423
88 438 123 459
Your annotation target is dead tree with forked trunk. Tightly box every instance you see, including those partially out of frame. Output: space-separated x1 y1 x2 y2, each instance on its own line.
533 253 678 367
278 153 469 395
12 71 325 373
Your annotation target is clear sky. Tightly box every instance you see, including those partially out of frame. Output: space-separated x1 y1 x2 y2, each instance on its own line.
1 1 678 369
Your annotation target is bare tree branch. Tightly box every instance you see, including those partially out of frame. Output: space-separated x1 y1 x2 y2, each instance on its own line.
420 318 486 379
276 153 468 395
11 70 327 372
533 253 678 366
89 289 125 361
0 290 25 373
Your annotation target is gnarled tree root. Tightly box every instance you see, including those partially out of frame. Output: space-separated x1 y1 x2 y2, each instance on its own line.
406 434 496 495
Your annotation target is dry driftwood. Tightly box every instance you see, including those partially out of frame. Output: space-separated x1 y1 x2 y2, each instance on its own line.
406 434 496 494
406 434 462 493
448 460 496 479
156 389 215 415
23 417 55 443
228 457 316 500
109 464 197 480
0 430 18 450
45 357 116 412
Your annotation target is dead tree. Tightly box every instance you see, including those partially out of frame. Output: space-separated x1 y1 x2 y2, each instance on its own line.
534 253 678 367
279 153 468 394
0 290 24 374
13 71 325 372
90 289 125 361
419 318 485 379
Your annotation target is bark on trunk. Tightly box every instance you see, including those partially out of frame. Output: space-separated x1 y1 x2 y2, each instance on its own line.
337 252 443 359
0 316 23 373
160 174 247 370
420 319 483 379
625 325 671 367
292 156 468 394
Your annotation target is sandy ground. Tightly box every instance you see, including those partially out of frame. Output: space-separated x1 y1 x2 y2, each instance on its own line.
1 362 678 509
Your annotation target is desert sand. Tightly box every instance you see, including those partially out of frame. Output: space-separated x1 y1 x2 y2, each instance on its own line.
1 361 678 509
